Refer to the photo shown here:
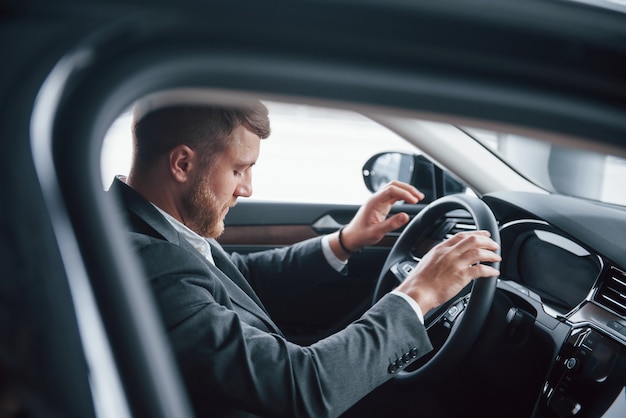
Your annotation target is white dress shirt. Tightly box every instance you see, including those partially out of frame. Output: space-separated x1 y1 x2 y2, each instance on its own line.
154 206 216 265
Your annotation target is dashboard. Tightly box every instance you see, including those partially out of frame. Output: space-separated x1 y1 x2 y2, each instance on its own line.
499 219 601 315
484 191 626 334
482 191 626 417
399 190 626 416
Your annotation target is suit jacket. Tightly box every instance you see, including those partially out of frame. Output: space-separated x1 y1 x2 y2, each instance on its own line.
111 178 433 418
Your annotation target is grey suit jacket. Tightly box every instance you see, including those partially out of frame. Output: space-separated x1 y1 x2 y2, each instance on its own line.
111 178 433 418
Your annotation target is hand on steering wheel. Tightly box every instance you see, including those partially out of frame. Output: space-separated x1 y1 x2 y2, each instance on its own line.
373 194 501 382
397 230 500 313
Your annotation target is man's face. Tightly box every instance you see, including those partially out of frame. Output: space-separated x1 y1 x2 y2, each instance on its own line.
183 125 260 238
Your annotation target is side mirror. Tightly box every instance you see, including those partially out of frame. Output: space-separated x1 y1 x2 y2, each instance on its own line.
362 152 467 203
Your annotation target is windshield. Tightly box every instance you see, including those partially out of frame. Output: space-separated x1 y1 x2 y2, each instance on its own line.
464 127 626 207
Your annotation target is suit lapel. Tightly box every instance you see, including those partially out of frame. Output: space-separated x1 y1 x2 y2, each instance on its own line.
208 242 263 305
112 177 182 244
112 178 281 334
208 241 280 332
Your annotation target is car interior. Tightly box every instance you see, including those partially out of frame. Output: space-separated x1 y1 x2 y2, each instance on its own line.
57 90 626 417
3 0 626 417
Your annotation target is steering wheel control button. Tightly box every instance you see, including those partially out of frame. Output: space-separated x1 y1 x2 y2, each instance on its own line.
565 358 578 371
392 261 417 281
444 301 465 323
550 394 583 417
401 263 414 275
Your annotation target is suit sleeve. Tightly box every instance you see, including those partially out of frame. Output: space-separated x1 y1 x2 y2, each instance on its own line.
133 238 433 418
229 237 343 301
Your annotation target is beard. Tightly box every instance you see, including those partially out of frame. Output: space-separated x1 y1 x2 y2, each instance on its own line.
181 173 234 238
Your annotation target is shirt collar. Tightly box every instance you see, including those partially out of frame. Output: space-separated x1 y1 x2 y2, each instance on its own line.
152 205 215 265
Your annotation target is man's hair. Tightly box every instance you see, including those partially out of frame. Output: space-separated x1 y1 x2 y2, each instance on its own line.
131 101 271 169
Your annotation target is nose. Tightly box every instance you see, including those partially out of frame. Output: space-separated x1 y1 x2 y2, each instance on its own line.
236 172 253 197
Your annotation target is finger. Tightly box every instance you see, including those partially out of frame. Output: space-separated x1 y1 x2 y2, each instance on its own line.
467 248 502 265
471 264 500 278
444 230 491 246
455 230 492 238
381 212 410 231
381 182 424 203
444 231 499 253
388 180 424 197
363 212 410 241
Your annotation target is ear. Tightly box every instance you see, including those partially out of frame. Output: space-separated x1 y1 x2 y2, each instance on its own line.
168 145 197 183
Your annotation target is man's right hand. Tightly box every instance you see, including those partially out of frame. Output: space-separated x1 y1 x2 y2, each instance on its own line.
396 230 501 313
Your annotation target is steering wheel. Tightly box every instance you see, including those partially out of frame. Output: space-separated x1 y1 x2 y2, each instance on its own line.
372 194 500 382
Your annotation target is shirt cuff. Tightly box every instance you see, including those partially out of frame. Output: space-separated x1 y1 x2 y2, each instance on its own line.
322 235 423 325
321 234 348 273
390 290 425 324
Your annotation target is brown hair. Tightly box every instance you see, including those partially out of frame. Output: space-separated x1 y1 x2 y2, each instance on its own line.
131 101 271 169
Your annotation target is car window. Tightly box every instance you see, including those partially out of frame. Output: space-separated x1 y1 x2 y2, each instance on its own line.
100 102 419 205
465 127 626 206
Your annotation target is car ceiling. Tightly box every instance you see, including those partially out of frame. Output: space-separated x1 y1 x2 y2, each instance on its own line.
5 0 626 156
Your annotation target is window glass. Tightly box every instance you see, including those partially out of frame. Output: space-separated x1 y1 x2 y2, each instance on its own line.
466 128 626 206
100 102 419 204
101 112 132 190
254 102 418 204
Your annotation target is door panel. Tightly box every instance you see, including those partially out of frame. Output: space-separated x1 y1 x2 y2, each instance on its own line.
219 200 425 344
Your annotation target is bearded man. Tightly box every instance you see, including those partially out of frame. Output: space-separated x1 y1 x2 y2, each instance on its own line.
111 95 500 418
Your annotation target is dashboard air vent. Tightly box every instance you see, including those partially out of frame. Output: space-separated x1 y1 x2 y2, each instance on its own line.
595 266 626 318
444 209 476 239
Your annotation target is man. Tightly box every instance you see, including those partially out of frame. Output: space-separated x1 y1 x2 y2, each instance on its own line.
111 96 501 418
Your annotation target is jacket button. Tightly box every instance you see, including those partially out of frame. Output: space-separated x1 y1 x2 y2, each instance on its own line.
402 353 411 363
410 348 418 358
388 363 398 374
